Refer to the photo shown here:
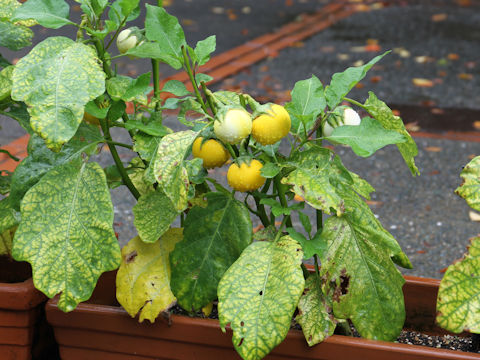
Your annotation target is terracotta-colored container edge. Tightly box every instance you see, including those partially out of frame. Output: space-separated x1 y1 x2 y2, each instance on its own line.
0 278 47 310
45 272 480 360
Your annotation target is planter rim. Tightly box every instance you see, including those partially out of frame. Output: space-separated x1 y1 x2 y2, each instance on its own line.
45 275 480 359
0 277 47 310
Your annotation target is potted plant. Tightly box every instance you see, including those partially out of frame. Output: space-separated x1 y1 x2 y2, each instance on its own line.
3 0 467 359
436 156 480 346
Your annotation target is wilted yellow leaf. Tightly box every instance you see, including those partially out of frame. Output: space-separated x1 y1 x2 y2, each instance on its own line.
116 229 183 323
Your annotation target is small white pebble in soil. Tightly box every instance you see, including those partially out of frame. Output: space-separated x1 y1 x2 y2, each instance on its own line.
437 222 443 226
390 225 397 230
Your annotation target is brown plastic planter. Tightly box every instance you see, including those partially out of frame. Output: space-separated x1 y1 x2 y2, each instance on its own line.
0 258 57 360
45 271 480 360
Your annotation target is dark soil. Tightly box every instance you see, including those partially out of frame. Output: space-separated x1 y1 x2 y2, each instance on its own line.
0 255 31 283
169 302 480 354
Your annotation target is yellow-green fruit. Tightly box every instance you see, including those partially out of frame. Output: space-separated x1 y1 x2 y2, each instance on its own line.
192 137 230 169
214 108 252 144
227 159 266 192
252 104 291 145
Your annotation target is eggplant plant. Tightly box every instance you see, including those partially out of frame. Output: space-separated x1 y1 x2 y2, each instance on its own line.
0 0 419 358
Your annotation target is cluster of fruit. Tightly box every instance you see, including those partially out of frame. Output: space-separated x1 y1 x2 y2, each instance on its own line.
193 104 291 192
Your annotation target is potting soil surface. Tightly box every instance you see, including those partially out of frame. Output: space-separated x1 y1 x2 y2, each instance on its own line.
2 0 480 279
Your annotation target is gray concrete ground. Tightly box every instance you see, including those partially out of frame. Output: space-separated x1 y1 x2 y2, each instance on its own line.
2 0 480 279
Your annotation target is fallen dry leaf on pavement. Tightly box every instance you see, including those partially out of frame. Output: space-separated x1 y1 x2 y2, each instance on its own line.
473 121 480 130
431 13 447 22
469 211 480 222
448 53 460 60
366 200 384 207
425 146 442 152
415 56 435 64
458 73 473 80
405 122 420 132
412 78 434 87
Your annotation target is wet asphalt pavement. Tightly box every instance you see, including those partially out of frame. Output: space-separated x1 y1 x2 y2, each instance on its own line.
2 0 480 278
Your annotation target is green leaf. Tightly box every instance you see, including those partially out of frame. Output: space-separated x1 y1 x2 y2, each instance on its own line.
12 0 73 29
260 198 303 217
0 225 15 257
117 0 139 18
285 75 325 135
6 102 33 134
85 100 109 119
127 157 153 195
349 171 374 200
326 117 407 157
296 274 336 346
108 0 139 24
161 79 190 97
106 73 151 105
260 162 281 178
9 124 101 210
116 229 182 323
125 120 170 137
320 214 405 341
106 100 125 122
12 161 121 312
185 157 207 185
0 65 13 101
213 90 241 106
77 0 108 19
364 92 419 176
133 132 162 162
282 146 352 216
171 192 252 311
0 20 33 50
437 236 480 333
325 52 388 109
194 35 216 66
195 73 213 84
11 37 106 151
0 197 20 235
133 189 178 244
456 156 480 212
218 236 305 360
152 130 197 211
287 227 326 260
145 5 185 70
0 0 21 18
298 211 311 236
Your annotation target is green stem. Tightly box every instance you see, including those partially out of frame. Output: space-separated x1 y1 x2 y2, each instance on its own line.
181 46 208 113
100 118 140 199
314 255 320 276
152 59 161 112
201 82 216 115
105 15 128 51
301 264 310 279
343 97 367 111
93 38 140 200
225 143 237 160
273 216 288 243
105 140 133 149
253 195 270 228
274 175 292 228
314 128 323 275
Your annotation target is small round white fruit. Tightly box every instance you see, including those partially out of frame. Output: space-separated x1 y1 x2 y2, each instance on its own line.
343 107 361 126
323 106 361 137
117 29 138 54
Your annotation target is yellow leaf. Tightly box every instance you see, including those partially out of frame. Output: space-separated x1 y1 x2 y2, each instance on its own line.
469 211 480 222
116 228 183 322
202 301 213 317
431 13 447 22
425 146 442 152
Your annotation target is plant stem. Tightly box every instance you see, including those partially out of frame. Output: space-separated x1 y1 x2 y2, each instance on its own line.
343 97 367 111
100 118 140 199
273 216 288 243
314 128 323 275
274 175 293 228
181 46 208 113
93 37 140 200
225 143 237 160
152 59 161 112
201 82 216 116
105 140 133 149
253 196 270 227
105 16 128 51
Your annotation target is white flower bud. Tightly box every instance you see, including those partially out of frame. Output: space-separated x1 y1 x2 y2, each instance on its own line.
343 107 361 126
